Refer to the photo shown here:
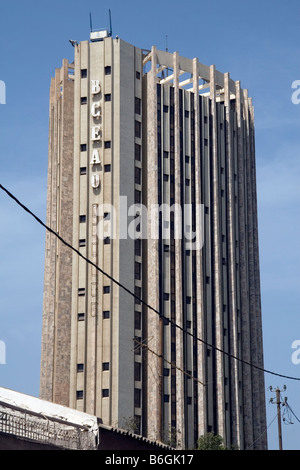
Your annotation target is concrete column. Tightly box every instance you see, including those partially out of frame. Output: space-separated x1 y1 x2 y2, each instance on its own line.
146 46 162 442
173 51 185 449
224 73 240 447
210 64 225 439
193 58 206 437
236 81 253 448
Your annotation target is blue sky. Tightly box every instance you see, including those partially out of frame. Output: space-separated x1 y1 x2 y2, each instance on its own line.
0 0 299 450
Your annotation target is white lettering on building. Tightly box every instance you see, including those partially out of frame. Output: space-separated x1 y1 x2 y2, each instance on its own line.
90 79 102 188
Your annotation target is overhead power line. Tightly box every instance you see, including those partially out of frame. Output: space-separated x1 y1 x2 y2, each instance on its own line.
1 182 300 383
284 400 300 424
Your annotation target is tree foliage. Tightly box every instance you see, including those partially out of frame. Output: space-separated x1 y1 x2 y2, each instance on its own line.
197 432 227 450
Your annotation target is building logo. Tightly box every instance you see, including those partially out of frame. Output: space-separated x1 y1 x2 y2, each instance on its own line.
0 340 6 365
291 80 300 104
0 80 6 104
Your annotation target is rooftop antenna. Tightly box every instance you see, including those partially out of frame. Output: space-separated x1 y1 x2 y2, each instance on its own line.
108 9 112 37
90 12 93 32
166 35 168 52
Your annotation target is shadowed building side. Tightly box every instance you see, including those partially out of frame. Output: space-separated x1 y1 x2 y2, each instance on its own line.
40 59 74 406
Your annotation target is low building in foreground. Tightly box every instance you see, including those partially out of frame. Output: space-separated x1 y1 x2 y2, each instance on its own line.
0 387 169 450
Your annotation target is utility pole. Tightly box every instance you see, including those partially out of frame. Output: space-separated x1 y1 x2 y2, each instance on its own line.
269 385 287 450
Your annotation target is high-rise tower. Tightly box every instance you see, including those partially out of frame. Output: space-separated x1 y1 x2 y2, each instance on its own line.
40 32 267 450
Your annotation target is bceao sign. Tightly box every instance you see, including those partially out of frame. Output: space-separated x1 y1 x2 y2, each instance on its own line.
0 80 6 104
90 80 102 188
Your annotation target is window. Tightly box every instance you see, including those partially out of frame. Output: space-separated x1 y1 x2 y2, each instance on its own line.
135 143 141 161
135 167 141 184
104 93 111 102
79 215 86 223
80 167 87 175
164 293 170 301
163 368 170 376
80 144 87 152
104 141 111 149
135 286 141 304
104 164 111 172
186 296 191 304
185 110 189 118
135 120 141 138
79 239 86 247
102 362 110 371
78 288 85 296
81 97 87 105
102 389 109 398
135 262 141 280
134 337 141 355
104 237 110 245
163 174 169 182
103 310 110 319
76 390 84 400
105 66 111 75
78 313 85 321
163 105 168 113
134 389 141 407
164 394 170 403
81 69 87 78
77 363 84 372
164 244 169 252
135 190 141 204
136 71 141 80
103 286 110 294
134 362 141 381
135 239 141 256
134 415 141 435
134 311 141 330
135 97 141 115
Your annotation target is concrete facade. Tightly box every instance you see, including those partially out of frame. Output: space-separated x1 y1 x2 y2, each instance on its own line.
40 35 267 450
40 59 74 406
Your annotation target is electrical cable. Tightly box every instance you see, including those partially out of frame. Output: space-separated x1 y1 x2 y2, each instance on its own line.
134 338 205 386
285 401 300 424
1 182 300 383
245 412 277 450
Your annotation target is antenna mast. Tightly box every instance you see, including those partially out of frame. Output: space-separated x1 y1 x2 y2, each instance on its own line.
109 9 112 37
